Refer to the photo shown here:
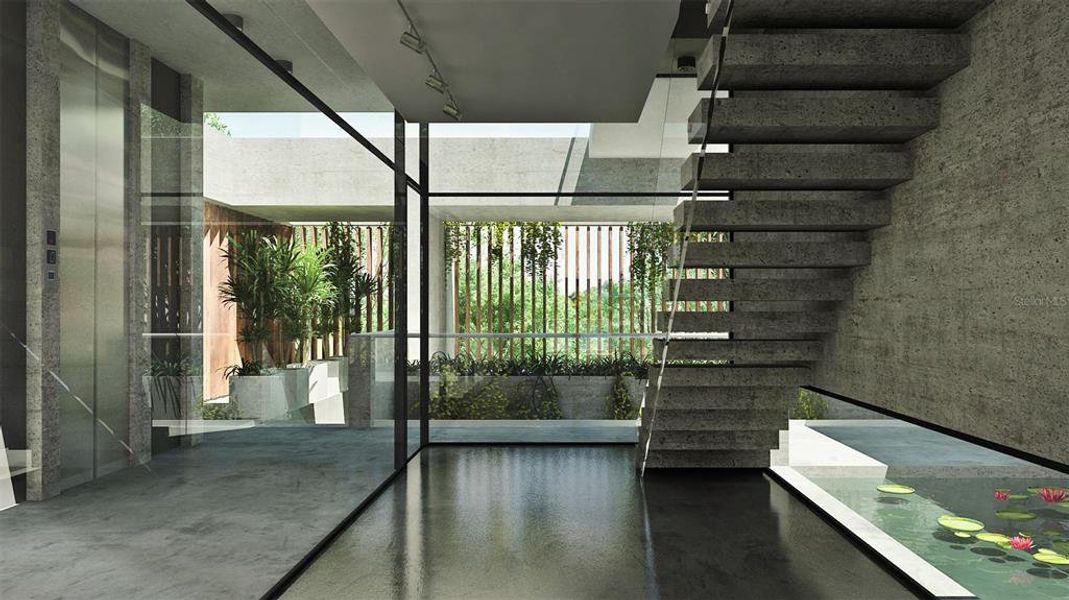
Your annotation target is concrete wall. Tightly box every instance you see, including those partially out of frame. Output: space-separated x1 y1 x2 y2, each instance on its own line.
815 0 1069 464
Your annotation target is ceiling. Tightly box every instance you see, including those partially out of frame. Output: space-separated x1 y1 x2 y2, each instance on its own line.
306 0 682 122
74 0 393 112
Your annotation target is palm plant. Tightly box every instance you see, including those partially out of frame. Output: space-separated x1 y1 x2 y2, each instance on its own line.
280 244 335 363
219 231 299 365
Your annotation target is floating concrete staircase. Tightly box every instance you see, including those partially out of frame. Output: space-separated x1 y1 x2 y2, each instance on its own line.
640 0 992 470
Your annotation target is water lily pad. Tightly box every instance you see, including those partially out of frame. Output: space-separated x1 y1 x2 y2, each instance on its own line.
976 532 1011 544
954 532 972 538
877 483 915 494
997 509 1037 521
1028 487 1044 494
1034 553 1069 566
1037 548 1059 556
938 515 985 532
1008 493 1030 500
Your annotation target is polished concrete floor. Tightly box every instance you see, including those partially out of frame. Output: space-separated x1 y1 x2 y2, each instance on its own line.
284 446 920 600
0 425 413 600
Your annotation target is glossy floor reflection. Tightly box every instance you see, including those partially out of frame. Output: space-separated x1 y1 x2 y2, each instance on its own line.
284 446 919 599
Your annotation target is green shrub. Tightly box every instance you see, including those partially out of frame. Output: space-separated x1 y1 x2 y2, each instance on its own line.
466 377 510 419
792 389 829 420
606 375 638 420
202 399 237 420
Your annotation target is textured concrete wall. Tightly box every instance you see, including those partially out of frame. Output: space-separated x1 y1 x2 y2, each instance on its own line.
815 0 1069 464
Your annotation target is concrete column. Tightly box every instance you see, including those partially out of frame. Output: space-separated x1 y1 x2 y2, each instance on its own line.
345 333 373 429
125 40 151 466
23 0 61 501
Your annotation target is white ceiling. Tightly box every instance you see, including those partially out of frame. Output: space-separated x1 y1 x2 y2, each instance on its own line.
74 0 393 112
306 0 682 122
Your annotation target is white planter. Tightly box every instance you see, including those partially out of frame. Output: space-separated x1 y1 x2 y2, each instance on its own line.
229 374 288 420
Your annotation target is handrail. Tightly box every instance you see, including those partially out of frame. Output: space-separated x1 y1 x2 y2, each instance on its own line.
641 0 737 476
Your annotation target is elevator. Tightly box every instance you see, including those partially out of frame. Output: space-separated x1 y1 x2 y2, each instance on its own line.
57 3 129 489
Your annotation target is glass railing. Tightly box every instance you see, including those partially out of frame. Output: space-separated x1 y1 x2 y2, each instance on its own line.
773 390 1069 599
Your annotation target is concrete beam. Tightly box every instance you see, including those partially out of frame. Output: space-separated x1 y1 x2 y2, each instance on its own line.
699 32 969 90
689 96 939 144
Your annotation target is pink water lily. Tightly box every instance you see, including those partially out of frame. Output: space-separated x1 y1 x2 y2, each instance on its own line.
993 489 1010 501
1038 488 1067 503
1009 536 1034 551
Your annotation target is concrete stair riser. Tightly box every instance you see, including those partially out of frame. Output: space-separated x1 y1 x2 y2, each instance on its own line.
660 311 837 335
689 96 939 144
668 278 852 302
656 339 823 363
707 0 993 29
673 241 872 268
681 152 913 190
651 386 796 410
644 408 787 431
656 366 811 387
698 32 970 90
648 428 782 450
675 197 891 231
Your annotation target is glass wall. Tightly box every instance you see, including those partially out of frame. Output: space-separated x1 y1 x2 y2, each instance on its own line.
420 76 725 443
0 1 415 598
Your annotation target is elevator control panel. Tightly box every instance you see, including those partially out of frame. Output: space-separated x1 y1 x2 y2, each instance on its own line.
46 229 57 280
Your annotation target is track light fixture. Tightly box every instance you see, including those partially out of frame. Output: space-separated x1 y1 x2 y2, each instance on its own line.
400 30 424 54
425 72 448 94
397 0 461 120
442 100 462 121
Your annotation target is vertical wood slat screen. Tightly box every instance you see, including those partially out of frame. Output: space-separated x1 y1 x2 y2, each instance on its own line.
450 224 727 361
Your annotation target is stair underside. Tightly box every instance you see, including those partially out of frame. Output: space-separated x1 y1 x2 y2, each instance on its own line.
681 152 912 190
689 97 939 144
674 197 890 231
675 242 871 268
698 32 969 90
708 0 992 29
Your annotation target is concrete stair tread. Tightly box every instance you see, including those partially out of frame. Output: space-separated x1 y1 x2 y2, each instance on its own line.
643 449 772 469
652 386 797 410
672 241 871 268
674 197 891 231
655 365 812 387
668 278 851 302
655 339 823 362
689 97 939 144
708 0 992 29
698 32 969 91
660 311 837 335
682 152 913 191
